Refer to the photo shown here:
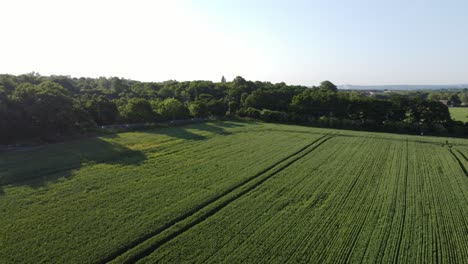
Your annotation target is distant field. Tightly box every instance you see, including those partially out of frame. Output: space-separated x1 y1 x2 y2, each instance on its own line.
1 121 467 263
450 107 468 122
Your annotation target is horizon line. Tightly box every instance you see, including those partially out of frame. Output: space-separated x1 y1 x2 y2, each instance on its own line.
1 72 468 87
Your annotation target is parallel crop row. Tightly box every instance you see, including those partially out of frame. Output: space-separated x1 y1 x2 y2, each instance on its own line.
108 135 333 263
137 135 468 264
0 122 325 263
1 122 468 263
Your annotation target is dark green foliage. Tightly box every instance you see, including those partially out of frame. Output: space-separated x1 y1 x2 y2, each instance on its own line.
319 80 338 93
448 94 462 106
156 98 189 121
238 107 261 119
189 100 209 117
0 86 15 142
82 95 119 125
260 109 289 122
418 100 451 125
0 73 463 143
8 81 93 141
119 98 155 123
291 89 342 117
205 98 228 116
244 88 302 112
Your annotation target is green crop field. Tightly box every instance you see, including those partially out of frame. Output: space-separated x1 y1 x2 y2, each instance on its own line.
450 107 468 123
1 121 467 263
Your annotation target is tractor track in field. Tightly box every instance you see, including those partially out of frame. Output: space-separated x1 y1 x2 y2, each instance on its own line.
455 149 468 163
198 147 340 263
98 134 333 264
448 148 468 177
284 139 376 263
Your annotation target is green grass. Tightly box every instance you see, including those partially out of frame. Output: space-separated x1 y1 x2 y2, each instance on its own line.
1 121 467 263
449 107 468 122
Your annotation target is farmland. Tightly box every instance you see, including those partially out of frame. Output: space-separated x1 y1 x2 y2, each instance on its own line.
1 121 468 263
450 107 468 123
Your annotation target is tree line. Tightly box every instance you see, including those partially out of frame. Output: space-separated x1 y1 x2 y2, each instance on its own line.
371 89 468 107
0 73 465 144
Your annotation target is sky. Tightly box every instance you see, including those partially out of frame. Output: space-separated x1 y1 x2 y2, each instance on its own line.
0 0 467 86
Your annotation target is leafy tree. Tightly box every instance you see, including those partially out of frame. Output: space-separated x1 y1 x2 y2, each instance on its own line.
0 74 17 92
291 89 341 117
1 73 464 143
206 98 227 116
0 86 13 142
129 83 158 98
17 72 43 85
0 85 7 112
418 101 451 125
11 81 91 139
359 99 394 124
458 92 468 105
448 94 462 106
110 77 128 95
238 107 261 119
50 75 79 94
427 92 442 101
229 76 253 106
188 100 209 117
233 76 247 86
387 95 410 122
319 80 338 93
244 89 301 112
118 98 155 123
83 95 119 125
260 109 289 122
158 86 176 98
156 98 189 120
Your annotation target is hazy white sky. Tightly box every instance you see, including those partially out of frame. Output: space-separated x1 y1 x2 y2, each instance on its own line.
1 0 467 85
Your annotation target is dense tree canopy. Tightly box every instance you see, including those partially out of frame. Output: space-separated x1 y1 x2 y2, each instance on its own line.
0 73 464 144
82 95 119 125
156 98 189 121
118 98 155 123
6 80 93 142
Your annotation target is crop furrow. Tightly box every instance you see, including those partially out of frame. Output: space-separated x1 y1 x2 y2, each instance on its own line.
352 143 400 263
394 139 409 262
199 151 334 263
292 139 377 263
99 135 332 264
129 135 333 264
337 140 391 263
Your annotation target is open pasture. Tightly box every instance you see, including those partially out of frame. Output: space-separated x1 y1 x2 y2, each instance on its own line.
450 107 468 123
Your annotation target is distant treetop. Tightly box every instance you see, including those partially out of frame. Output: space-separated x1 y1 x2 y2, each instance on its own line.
319 80 338 93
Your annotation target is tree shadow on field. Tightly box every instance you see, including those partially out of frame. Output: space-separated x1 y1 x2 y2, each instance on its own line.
144 126 208 141
0 137 146 195
190 122 237 136
143 121 246 141
211 121 247 129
